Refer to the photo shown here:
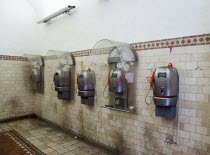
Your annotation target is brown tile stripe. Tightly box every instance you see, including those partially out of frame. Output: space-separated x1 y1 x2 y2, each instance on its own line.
130 34 210 51
0 55 28 61
59 33 210 59
1 33 210 61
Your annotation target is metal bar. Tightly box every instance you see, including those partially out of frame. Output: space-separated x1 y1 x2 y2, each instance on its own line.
37 5 75 24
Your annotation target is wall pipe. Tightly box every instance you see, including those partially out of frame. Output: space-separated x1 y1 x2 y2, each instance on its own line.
37 5 75 24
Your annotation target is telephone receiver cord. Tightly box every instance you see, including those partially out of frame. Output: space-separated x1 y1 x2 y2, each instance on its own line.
51 83 54 91
76 86 79 96
145 87 152 105
103 82 109 99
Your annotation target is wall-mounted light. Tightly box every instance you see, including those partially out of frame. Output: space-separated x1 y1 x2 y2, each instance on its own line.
37 5 75 24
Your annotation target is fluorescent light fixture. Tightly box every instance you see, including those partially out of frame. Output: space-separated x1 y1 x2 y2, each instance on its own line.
37 5 75 24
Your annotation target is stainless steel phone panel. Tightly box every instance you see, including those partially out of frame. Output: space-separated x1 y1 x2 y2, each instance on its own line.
78 71 95 91
154 67 179 97
54 70 70 87
109 69 127 93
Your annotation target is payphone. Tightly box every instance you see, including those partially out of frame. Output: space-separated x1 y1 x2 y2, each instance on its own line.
107 44 137 110
53 54 73 100
150 63 179 119
90 39 137 110
77 68 95 105
108 69 128 108
28 57 44 93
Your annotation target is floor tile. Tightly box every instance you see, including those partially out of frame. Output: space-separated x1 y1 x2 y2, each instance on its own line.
62 151 75 155
0 118 114 155
37 144 49 150
46 151 60 155
42 148 54 154
52 145 65 150
65 145 77 151
57 148 69 154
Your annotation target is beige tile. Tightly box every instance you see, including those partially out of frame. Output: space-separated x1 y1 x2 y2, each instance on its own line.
202 135 210 144
70 148 83 154
62 151 75 155
180 130 189 139
52 145 65 150
184 124 195 132
65 145 77 151
47 142 58 147
42 148 54 154
33 142 45 147
46 151 60 155
57 148 69 154
37 144 49 151
61 142 73 147
39 137 54 144
190 132 202 142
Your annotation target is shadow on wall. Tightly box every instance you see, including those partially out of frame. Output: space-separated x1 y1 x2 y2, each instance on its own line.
115 129 124 154
7 98 21 117
144 128 161 152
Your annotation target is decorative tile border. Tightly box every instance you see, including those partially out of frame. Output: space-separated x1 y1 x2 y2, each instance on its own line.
43 48 113 60
130 34 210 51
71 48 113 57
1 33 210 61
42 55 58 60
0 55 28 61
71 33 210 57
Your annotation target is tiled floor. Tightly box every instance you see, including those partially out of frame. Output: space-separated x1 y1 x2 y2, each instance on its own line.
0 118 115 155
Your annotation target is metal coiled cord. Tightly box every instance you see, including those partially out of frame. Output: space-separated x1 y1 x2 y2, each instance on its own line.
103 82 109 99
145 87 152 105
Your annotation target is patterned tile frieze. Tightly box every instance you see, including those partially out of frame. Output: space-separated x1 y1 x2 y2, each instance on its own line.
64 33 210 58
1 33 210 61
130 34 210 51
0 55 28 61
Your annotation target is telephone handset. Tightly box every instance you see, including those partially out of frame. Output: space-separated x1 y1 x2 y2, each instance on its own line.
145 71 154 105
108 72 111 85
76 73 79 84
29 73 32 80
150 71 155 88
53 73 56 82
168 62 173 68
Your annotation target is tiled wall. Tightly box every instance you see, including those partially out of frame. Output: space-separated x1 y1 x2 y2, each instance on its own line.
0 60 34 120
35 44 210 154
0 34 210 154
